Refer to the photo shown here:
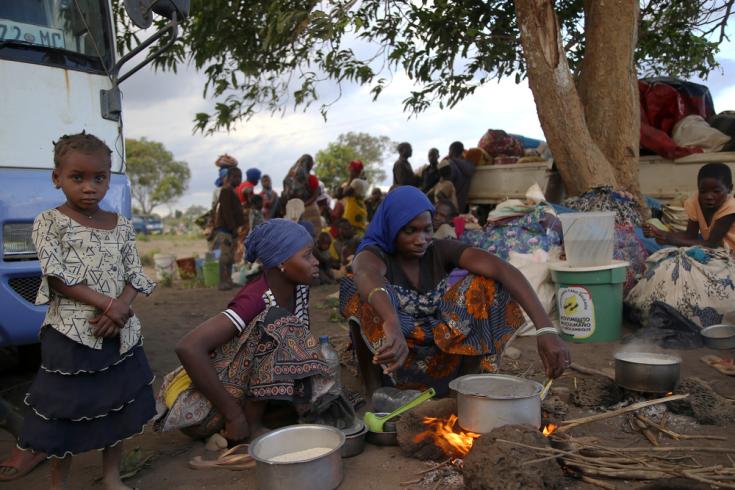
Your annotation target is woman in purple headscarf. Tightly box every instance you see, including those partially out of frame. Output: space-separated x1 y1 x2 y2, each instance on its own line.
340 186 570 395
155 220 336 441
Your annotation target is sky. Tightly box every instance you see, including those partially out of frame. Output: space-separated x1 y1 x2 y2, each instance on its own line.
121 24 735 215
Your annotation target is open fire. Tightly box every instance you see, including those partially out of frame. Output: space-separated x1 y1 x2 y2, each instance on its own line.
542 423 558 437
413 415 480 458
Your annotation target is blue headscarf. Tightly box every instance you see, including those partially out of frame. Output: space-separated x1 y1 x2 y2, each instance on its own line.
357 186 434 254
246 168 262 185
245 219 313 269
214 167 229 187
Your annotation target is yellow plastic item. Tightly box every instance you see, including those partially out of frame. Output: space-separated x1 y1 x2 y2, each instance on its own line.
646 218 670 232
164 368 193 408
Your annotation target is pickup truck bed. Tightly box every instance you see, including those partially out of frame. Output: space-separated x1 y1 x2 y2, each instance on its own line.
467 152 735 205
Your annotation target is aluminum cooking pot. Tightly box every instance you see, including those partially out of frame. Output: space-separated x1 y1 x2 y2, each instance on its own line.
249 424 344 490
448 374 543 433
614 352 681 393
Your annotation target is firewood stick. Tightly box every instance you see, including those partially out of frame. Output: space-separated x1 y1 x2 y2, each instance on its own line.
580 475 617 490
569 362 615 380
399 478 422 486
635 414 727 441
681 470 735 489
414 459 451 476
566 464 671 480
633 417 659 446
558 394 689 432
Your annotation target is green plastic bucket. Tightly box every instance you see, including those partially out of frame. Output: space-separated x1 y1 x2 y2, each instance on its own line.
549 261 628 343
202 261 219 288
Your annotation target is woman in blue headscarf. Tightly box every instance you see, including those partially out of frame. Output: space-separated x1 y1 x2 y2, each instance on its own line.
155 220 336 441
340 187 570 395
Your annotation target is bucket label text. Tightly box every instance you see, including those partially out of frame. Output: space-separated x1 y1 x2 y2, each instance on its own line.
558 286 595 338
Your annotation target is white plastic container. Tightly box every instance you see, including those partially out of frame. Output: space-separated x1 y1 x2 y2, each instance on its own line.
559 211 615 267
153 253 176 281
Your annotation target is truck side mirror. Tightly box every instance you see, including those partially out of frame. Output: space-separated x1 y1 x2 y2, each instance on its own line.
102 0 190 120
124 0 190 28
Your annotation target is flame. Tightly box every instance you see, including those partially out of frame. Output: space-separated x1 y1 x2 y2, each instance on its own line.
542 423 558 437
665 392 673 396
413 415 480 458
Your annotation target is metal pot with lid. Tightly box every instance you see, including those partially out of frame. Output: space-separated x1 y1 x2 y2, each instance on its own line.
448 374 543 433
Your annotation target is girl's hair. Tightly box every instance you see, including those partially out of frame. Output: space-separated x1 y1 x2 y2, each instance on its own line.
439 165 453 179
53 132 112 167
698 162 733 189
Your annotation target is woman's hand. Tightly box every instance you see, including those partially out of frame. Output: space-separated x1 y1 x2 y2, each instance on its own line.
223 411 249 442
373 321 408 374
536 333 571 379
106 298 133 327
89 314 121 338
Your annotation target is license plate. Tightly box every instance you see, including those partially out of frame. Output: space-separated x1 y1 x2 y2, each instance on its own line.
0 19 65 49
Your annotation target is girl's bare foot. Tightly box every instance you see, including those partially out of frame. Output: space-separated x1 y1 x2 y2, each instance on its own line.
50 456 72 490
102 476 133 490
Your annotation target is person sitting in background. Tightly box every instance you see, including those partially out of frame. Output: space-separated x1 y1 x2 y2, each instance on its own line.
330 219 355 263
259 174 279 219
428 159 459 211
248 194 265 232
366 187 384 221
433 199 459 240
215 167 245 290
236 168 261 205
317 194 333 227
629 163 735 328
421 148 441 193
392 142 419 188
448 141 475 213
315 232 339 284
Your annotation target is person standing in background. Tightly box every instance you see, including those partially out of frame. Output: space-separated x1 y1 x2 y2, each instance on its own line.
392 142 419 188
259 174 279 219
448 141 475 213
214 168 245 290
421 148 440 193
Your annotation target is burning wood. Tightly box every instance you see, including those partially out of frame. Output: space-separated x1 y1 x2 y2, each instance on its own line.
412 415 480 458
542 423 558 437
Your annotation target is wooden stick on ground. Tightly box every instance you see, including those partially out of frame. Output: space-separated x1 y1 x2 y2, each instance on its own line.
633 416 659 446
569 362 615 380
635 414 727 441
580 475 617 490
414 459 451 476
558 394 688 432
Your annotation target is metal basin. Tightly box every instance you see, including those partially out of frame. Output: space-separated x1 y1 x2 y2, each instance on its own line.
341 421 367 458
249 424 344 490
701 324 735 350
614 352 681 393
449 374 543 433
365 413 399 446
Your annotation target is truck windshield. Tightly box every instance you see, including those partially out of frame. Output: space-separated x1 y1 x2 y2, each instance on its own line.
0 0 112 73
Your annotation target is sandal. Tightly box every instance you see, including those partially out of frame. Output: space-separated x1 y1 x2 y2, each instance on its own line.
701 355 735 376
188 444 255 471
0 447 47 481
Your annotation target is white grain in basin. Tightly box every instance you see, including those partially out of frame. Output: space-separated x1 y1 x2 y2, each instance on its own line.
269 447 332 463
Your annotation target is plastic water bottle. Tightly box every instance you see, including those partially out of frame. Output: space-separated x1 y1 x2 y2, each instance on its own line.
319 336 342 393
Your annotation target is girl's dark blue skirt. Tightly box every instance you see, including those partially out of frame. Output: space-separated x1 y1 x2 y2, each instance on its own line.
18 327 155 458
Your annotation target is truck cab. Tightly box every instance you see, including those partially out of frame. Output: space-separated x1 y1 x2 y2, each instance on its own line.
0 1 186 349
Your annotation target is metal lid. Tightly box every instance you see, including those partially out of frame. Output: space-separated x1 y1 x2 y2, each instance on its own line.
448 374 543 400
341 419 366 437
614 352 681 365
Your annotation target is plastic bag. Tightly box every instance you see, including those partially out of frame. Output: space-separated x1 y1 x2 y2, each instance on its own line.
672 115 731 152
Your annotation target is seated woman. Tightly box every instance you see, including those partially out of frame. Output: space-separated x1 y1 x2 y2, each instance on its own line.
340 186 570 395
630 163 735 327
155 219 335 441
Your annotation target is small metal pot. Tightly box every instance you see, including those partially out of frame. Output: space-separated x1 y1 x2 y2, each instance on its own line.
449 374 543 434
365 414 399 446
614 352 681 393
701 324 735 350
249 424 344 490
341 422 367 458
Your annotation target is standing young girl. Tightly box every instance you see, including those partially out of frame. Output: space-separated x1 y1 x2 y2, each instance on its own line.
17 133 156 490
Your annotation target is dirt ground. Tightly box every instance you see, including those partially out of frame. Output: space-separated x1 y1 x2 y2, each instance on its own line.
2 237 735 489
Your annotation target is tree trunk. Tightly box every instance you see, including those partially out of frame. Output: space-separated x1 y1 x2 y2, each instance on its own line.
514 0 618 196
578 0 641 195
